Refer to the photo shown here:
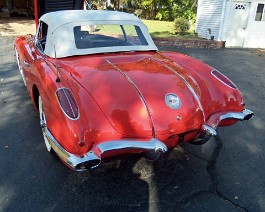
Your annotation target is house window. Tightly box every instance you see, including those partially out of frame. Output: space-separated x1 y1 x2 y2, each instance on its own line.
255 3 265 21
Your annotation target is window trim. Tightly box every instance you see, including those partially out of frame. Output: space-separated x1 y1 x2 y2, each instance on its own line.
35 21 48 54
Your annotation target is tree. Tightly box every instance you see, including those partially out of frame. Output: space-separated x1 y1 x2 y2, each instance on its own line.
129 0 197 21
102 0 197 22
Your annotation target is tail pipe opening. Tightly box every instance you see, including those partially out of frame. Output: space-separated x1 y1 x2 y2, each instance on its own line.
75 159 101 171
242 109 254 121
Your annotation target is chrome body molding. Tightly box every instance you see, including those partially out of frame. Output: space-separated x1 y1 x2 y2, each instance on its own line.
106 59 157 138
191 108 254 145
150 56 206 121
97 139 168 154
43 127 167 171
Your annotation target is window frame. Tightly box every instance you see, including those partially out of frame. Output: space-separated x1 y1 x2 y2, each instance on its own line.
35 21 49 54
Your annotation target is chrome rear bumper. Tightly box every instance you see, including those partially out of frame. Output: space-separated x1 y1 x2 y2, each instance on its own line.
43 109 253 170
43 128 167 171
191 108 254 144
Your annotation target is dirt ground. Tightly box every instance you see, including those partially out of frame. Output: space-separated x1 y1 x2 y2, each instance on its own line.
0 18 35 36
251 49 265 56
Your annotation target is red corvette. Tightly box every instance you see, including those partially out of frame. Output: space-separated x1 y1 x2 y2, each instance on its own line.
14 9 253 171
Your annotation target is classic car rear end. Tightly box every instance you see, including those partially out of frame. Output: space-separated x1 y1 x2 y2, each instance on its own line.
14 10 253 171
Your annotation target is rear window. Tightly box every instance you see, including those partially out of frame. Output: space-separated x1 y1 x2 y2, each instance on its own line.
73 24 148 49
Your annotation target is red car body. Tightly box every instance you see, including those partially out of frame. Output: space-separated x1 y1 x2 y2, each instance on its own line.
14 9 253 171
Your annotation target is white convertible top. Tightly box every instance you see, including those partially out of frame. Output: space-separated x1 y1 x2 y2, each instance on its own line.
38 10 158 58
40 10 141 31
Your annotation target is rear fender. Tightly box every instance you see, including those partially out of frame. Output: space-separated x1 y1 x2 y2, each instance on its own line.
160 52 244 120
37 60 123 155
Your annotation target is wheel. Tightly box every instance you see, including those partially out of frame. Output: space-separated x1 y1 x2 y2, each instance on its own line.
39 96 52 152
14 48 27 86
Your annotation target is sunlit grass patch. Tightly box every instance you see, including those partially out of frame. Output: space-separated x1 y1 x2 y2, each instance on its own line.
142 19 198 39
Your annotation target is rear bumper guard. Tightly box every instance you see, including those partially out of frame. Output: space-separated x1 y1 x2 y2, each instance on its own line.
191 108 254 144
43 128 167 171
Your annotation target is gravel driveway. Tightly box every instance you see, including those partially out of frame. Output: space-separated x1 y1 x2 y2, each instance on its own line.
0 34 264 211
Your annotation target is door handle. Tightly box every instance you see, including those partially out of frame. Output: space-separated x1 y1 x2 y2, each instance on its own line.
24 60 30 67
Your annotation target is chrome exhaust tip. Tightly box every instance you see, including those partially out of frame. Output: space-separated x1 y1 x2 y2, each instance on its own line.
202 124 217 136
75 159 101 171
242 109 254 121
144 149 166 160
189 124 216 145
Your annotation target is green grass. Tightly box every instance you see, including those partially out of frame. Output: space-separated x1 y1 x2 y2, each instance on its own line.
142 19 198 39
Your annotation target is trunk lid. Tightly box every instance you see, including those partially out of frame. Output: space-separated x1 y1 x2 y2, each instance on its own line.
68 52 204 137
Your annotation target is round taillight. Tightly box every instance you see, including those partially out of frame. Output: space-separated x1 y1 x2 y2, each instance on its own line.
56 88 79 120
211 69 238 90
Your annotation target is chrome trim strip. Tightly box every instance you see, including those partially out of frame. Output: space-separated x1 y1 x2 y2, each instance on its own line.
105 59 157 138
15 48 27 86
211 69 238 90
43 127 167 171
34 21 41 47
97 138 168 154
150 56 206 121
62 88 76 118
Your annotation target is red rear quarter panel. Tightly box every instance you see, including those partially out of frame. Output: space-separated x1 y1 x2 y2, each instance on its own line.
15 38 122 155
40 61 124 155
160 51 244 120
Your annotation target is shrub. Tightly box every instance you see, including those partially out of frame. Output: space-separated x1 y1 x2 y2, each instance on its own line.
155 12 163 21
174 18 190 35
134 9 143 17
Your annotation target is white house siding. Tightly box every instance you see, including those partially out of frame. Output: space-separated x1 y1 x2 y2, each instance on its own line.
220 0 232 41
197 0 265 47
196 0 225 40
244 1 265 48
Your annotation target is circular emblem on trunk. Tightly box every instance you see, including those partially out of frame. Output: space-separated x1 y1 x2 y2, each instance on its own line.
165 93 182 110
